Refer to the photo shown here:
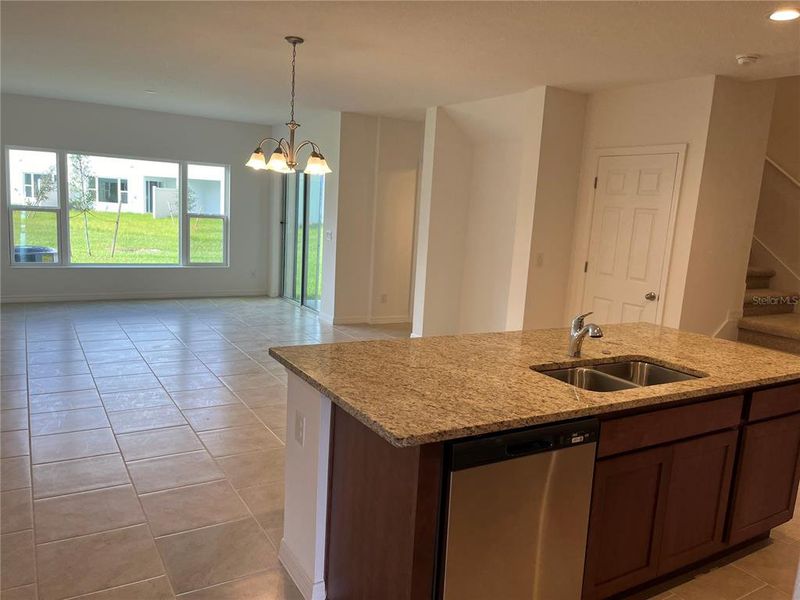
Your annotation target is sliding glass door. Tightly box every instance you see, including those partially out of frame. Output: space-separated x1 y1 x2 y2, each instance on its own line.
282 173 324 311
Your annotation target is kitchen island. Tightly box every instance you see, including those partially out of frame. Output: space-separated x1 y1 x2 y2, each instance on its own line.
269 323 800 600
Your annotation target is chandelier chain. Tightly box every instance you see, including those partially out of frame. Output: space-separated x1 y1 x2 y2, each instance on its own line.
289 40 297 124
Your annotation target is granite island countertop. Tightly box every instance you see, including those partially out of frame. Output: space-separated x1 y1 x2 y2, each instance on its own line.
269 323 800 447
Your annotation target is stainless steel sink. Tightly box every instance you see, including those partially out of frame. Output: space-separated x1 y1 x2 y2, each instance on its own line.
592 361 698 386
534 359 701 392
540 367 639 392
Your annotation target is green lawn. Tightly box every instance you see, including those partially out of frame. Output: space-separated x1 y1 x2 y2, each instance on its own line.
291 223 323 302
12 210 223 264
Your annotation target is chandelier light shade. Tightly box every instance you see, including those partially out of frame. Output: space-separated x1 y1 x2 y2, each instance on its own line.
246 36 333 175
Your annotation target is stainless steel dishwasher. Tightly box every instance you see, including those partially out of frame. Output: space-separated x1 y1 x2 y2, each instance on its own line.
440 418 599 600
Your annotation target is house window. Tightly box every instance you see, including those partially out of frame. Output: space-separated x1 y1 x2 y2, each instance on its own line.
6 147 229 267
8 149 60 263
187 163 227 264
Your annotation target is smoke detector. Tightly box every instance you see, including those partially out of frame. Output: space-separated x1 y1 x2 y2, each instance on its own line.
736 54 760 65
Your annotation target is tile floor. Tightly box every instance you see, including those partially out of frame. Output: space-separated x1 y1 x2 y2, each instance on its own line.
0 297 408 600
0 297 798 599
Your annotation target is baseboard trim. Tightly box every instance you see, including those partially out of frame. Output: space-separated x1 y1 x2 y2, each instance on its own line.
279 539 326 600
332 315 411 325
1 289 271 304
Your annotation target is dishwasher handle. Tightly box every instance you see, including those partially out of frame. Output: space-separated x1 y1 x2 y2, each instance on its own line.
449 418 599 471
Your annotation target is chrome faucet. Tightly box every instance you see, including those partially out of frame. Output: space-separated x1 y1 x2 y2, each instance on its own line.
568 312 604 358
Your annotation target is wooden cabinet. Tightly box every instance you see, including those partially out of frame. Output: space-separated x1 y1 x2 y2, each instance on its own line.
728 412 800 545
658 430 738 573
583 446 672 599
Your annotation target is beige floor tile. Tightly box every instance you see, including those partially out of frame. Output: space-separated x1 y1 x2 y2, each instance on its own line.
0 488 32 534
235 386 287 409
30 407 109 437
216 449 284 490
0 391 27 410
69 576 174 600
0 376 27 393
33 484 145 543
0 431 29 459
182 405 259 432
156 518 278 594
127 450 224 494
738 585 792 599
251 406 286 431
0 583 37 600
197 425 283 457
101 388 174 412
734 539 800 596
28 374 95 396
28 361 90 379
36 524 165 600
158 373 222 393
238 483 284 531
0 409 28 432
149 360 209 377
94 373 161 394
29 389 102 414
32 454 129 499
116 426 202 462
204 360 264 377
774 515 800 544
176 568 302 600
107 406 186 434
31 428 118 464
140 480 249 536
1 456 31 491
170 388 240 410
0 530 35 590
87 361 151 379
671 564 764 600
219 373 279 392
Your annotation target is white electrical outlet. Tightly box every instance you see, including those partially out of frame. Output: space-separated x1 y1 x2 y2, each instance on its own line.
294 412 306 447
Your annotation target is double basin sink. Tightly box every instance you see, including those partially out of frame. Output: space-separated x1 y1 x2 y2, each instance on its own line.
534 360 702 392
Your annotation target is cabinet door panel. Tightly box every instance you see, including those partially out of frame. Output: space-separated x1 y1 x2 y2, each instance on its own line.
728 413 800 545
659 430 738 574
583 446 672 599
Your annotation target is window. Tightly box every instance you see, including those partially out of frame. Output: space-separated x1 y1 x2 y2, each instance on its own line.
8 149 60 263
97 177 128 204
6 147 229 267
187 163 227 264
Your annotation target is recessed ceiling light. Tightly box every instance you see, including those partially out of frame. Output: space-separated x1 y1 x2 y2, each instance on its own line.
769 8 800 21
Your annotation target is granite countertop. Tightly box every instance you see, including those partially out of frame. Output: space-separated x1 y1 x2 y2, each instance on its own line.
269 323 800 447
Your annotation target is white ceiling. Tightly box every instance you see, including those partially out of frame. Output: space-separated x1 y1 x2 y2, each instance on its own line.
1 1 798 125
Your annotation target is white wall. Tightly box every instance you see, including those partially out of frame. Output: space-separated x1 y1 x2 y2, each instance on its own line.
1 93 272 301
331 114 422 325
751 76 800 294
412 107 471 337
680 78 775 338
412 87 587 336
565 76 717 328
523 87 587 329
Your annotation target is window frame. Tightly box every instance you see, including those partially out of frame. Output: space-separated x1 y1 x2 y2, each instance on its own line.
185 162 230 266
4 146 230 269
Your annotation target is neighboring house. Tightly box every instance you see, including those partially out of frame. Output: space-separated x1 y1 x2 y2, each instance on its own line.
7 151 225 216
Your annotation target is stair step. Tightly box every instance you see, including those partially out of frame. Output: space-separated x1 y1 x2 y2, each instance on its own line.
738 314 800 341
747 266 776 278
742 289 799 316
745 266 777 290
738 313 800 355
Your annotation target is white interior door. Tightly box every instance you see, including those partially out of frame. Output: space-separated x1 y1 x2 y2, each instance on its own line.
582 152 678 324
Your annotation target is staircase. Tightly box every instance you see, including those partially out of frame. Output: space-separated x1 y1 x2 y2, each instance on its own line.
737 266 800 354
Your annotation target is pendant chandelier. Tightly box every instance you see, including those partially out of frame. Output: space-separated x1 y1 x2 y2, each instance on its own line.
246 36 332 175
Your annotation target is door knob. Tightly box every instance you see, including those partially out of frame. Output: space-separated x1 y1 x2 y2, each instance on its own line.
645 292 657 301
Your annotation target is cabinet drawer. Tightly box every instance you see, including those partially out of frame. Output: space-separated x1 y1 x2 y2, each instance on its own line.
750 383 800 422
598 396 743 458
